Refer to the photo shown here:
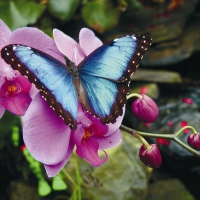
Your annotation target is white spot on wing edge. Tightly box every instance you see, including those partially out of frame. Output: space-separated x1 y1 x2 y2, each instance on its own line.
132 36 137 40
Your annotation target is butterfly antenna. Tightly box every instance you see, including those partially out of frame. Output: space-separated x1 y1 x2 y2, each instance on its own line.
47 48 63 58
48 48 71 65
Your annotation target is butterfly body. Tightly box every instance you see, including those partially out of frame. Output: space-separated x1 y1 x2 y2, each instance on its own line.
1 34 152 129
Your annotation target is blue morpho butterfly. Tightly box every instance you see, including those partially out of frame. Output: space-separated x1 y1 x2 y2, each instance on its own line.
1 34 152 129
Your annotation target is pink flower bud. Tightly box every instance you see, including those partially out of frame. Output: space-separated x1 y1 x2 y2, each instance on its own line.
187 132 200 150
131 94 159 123
139 144 162 168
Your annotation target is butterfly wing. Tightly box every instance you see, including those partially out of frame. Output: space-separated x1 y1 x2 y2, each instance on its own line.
1 45 78 129
78 34 152 124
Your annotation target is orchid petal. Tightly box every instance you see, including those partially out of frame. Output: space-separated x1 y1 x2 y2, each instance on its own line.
77 104 91 125
23 93 72 165
0 99 5 118
79 28 103 56
95 129 122 150
44 139 75 177
53 29 85 64
9 27 65 64
72 125 85 147
105 107 125 136
14 75 32 93
76 138 108 167
2 93 32 116
29 86 39 99
0 20 11 49
0 59 17 80
91 116 108 137
0 73 5 87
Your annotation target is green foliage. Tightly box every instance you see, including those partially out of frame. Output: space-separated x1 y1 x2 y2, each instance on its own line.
81 1 120 33
62 160 83 200
125 0 143 12
0 111 20 149
0 0 45 30
48 0 81 22
0 0 147 34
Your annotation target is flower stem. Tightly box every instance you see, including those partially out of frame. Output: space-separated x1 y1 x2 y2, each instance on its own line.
62 169 77 186
127 93 142 100
120 124 200 157
175 126 197 137
134 132 151 150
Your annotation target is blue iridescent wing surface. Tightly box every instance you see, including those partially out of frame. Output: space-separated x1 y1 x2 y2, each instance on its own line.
1 45 78 129
78 34 152 124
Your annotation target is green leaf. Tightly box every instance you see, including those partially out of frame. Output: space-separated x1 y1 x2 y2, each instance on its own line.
14 0 45 24
0 111 20 149
0 0 45 30
48 0 81 21
81 1 120 34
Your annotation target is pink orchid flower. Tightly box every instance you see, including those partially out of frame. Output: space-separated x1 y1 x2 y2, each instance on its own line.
23 28 123 177
0 20 64 117
0 74 32 116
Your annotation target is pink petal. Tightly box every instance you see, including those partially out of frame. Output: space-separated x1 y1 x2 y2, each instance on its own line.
14 75 32 93
95 129 122 150
0 99 5 118
0 73 5 86
53 29 85 65
2 93 32 115
0 20 11 49
0 59 18 80
29 86 39 99
44 139 75 177
9 27 65 64
72 125 85 146
90 116 108 137
76 138 108 167
23 93 72 165
77 103 91 125
79 28 103 56
105 107 125 136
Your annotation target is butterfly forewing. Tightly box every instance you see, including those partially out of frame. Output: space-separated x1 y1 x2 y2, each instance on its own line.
78 34 152 82
1 45 78 129
78 34 152 124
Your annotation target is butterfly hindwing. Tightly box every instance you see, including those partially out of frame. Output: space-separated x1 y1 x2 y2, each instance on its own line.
78 34 152 124
79 73 128 124
1 45 78 129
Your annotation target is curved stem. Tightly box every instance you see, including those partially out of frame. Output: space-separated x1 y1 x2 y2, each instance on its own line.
134 132 151 150
175 126 197 137
120 124 200 157
127 93 142 100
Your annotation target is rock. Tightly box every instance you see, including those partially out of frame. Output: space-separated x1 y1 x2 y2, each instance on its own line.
143 19 200 66
131 69 182 83
121 0 198 42
62 132 152 200
146 179 195 200
9 180 42 200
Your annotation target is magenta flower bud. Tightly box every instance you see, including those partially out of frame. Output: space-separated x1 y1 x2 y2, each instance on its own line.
187 132 200 150
139 144 162 168
131 94 159 123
